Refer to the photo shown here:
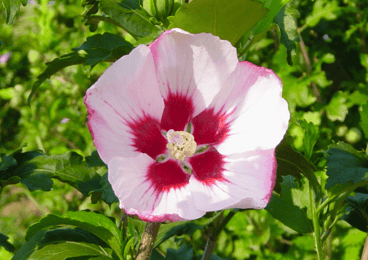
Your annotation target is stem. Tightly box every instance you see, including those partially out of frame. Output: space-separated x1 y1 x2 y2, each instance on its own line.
136 222 161 260
297 28 323 103
202 210 236 260
361 233 368 260
310 182 324 260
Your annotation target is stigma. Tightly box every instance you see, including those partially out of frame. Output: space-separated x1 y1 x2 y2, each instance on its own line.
166 129 197 161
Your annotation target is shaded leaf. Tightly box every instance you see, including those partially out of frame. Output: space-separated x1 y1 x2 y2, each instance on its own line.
168 0 268 45
0 153 17 171
0 233 15 252
100 0 160 38
72 33 133 67
325 142 368 189
153 222 203 248
12 230 47 260
86 150 106 167
342 193 368 232
166 244 193 260
28 242 114 260
275 138 319 195
274 5 300 65
99 173 119 204
266 176 313 233
25 211 122 259
13 152 101 196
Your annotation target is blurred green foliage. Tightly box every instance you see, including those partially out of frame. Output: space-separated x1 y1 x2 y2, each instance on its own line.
1 0 368 259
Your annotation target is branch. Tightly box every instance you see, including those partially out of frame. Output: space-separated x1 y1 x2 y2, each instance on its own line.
136 222 161 260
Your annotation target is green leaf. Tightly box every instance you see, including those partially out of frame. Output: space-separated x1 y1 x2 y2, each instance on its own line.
99 173 119 204
273 5 300 65
305 0 339 28
28 33 133 103
27 242 114 260
27 53 87 103
153 222 203 248
86 150 106 167
266 176 313 233
298 120 319 161
100 0 160 38
252 0 290 35
342 193 368 232
25 211 123 259
72 33 133 67
0 233 15 252
166 244 193 260
325 142 368 189
12 230 47 260
0 153 17 171
275 138 319 195
325 91 349 122
2 0 28 24
168 0 268 45
360 103 368 139
13 152 101 196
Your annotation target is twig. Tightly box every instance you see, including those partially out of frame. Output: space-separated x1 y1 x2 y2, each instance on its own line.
362 233 368 260
297 28 323 103
136 222 161 260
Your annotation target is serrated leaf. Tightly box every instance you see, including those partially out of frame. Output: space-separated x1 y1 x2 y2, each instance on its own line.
86 150 106 167
275 138 319 194
99 173 119 204
100 0 159 38
2 0 28 24
342 193 368 232
360 103 368 139
28 242 114 260
298 120 319 160
0 233 15 252
253 0 290 35
326 142 368 189
72 33 133 67
325 91 349 122
13 152 101 196
266 176 313 233
274 5 300 65
25 211 123 259
168 0 268 45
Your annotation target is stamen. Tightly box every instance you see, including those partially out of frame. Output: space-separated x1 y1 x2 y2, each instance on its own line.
166 129 197 161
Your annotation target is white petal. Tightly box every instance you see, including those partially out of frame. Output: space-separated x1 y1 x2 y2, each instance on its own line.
84 45 165 163
150 28 238 117
211 61 290 154
108 155 206 222
190 149 276 211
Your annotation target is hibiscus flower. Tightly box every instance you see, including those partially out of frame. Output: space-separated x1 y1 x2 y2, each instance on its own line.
84 28 290 222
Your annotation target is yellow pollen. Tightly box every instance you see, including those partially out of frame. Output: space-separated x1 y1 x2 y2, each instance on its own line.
166 129 197 161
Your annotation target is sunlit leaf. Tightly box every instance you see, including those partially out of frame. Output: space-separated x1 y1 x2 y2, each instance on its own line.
360 103 368 139
168 0 268 45
274 5 300 65
266 176 313 233
2 0 28 24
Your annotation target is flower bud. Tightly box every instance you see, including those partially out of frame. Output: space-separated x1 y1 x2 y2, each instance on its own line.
143 0 175 21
